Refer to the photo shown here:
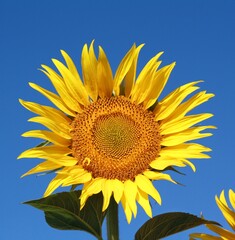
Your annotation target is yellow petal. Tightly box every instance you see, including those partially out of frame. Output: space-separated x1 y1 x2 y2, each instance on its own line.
18 146 71 159
189 233 222 239
112 179 124 204
22 130 71 146
143 170 176 183
59 165 86 175
19 99 71 124
229 189 235 210
52 59 89 106
161 126 216 146
135 174 161 205
113 44 137 95
83 178 105 195
97 46 113 98
150 157 196 172
150 158 186 170
28 116 71 139
154 86 199 120
166 91 215 122
121 194 133 224
136 188 152 218
216 191 235 230
81 43 98 101
47 156 77 166
144 62 176 109
29 82 77 116
124 44 144 97
160 143 211 159
154 81 202 119
131 51 163 103
160 113 213 135
40 66 83 112
124 180 138 217
44 174 66 197
88 40 98 69
218 190 229 207
207 224 235 239
80 178 105 209
102 180 113 211
62 171 92 186
60 50 82 84
21 161 61 177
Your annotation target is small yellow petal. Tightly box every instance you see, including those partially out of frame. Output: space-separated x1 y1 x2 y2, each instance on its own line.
29 82 77 116
143 170 176 183
161 126 216 146
136 188 152 218
18 146 71 159
40 66 83 112
52 59 89 106
160 113 213 135
60 50 82 83
21 161 61 177
124 180 138 217
113 44 136 95
97 46 113 98
112 179 124 204
154 86 199 120
44 174 66 197
216 191 235 230
207 224 235 239
121 194 133 224
47 156 77 166
189 233 222 239
229 189 235 210
150 157 196 172
131 51 163 103
28 116 71 139
80 178 105 208
124 44 144 97
102 180 113 211
62 171 92 186
166 91 215 122
144 62 176 109
19 99 71 123
160 143 211 159
88 40 98 69
22 130 71 147
81 43 98 101
135 174 161 205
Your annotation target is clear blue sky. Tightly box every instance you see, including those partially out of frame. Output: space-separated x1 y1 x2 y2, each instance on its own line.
1 0 235 239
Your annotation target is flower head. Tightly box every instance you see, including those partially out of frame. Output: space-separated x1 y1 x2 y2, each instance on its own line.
190 189 235 240
18 42 214 223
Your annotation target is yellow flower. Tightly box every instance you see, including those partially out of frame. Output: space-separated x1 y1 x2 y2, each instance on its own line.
18 42 214 223
190 189 235 240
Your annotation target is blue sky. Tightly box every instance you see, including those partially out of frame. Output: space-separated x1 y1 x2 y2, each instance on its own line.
1 0 235 239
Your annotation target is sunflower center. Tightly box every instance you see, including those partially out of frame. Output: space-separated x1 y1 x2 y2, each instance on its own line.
71 96 161 181
93 113 139 159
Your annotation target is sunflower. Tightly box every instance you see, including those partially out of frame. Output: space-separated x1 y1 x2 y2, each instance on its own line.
18 42 214 223
190 189 235 240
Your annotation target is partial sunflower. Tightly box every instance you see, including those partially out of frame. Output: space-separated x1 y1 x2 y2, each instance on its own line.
18 42 215 223
190 190 235 240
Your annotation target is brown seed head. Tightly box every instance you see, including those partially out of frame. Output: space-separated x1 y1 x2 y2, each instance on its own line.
71 96 161 181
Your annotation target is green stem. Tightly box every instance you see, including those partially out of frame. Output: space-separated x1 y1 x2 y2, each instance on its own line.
106 196 119 240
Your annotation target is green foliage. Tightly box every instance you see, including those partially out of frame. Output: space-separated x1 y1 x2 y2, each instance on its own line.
24 193 220 240
24 191 105 240
135 212 220 240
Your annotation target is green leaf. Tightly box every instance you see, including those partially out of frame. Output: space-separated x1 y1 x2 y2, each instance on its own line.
24 191 105 239
135 212 220 240
36 140 50 147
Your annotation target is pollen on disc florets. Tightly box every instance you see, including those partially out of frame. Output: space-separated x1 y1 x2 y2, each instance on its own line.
71 96 161 181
